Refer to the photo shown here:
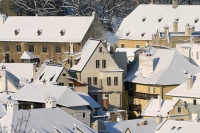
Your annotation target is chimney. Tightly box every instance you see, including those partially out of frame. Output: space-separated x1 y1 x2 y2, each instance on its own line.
117 115 122 122
142 54 153 78
187 74 193 90
185 23 190 36
139 52 143 70
163 25 169 34
0 66 7 92
32 63 37 82
156 114 163 124
103 95 109 111
151 0 155 4
158 95 161 111
0 13 6 25
172 0 179 8
141 120 147 125
173 21 178 32
70 42 74 55
7 100 19 114
45 97 57 108
190 36 194 46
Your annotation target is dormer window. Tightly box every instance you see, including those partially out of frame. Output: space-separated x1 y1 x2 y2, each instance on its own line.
141 32 145 37
126 32 130 36
60 29 65 36
158 17 163 22
142 17 146 22
14 29 20 35
37 29 43 35
195 18 199 23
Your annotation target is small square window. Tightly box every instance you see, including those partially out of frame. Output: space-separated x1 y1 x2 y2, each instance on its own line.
99 47 102 52
5 45 10 52
121 44 124 48
29 45 34 52
56 46 61 53
63 74 66 76
16 45 21 52
42 46 48 53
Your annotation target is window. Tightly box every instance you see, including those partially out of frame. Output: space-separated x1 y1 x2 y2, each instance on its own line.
16 45 21 52
99 47 102 52
193 99 197 105
148 87 150 93
102 60 106 68
63 74 66 76
121 44 124 48
96 60 100 68
29 45 34 52
114 77 118 85
136 44 140 48
153 88 156 93
58 83 64 86
42 46 48 53
196 51 199 59
178 107 181 113
88 77 91 85
83 112 86 118
56 46 61 53
5 45 10 52
107 77 111 86
93 77 97 85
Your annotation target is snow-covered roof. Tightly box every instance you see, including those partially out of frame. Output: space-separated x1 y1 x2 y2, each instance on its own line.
116 4 200 40
124 47 200 85
5 70 22 89
141 98 180 117
166 72 200 98
70 39 100 71
156 119 200 133
0 92 12 104
0 63 34 82
104 118 157 133
0 15 95 42
20 51 38 59
0 108 97 133
116 48 140 57
11 84 89 107
77 92 101 109
34 63 66 85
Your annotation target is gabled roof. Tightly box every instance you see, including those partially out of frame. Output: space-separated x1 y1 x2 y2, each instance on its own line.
70 39 100 71
156 119 200 133
104 118 157 133
116 4 200 40
34 63 66 85
141 98 180 117
0 108 97 133
0 63 34 82
11 84 89 107
77 92 101 109
124 47 200 85
0 15 95 43
20 51 38 59
166 72 200 98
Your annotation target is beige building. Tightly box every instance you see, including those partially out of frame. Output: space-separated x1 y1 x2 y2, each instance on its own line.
70 39 123 111
124 46 200 118
0 13 105 65
116 1 200 48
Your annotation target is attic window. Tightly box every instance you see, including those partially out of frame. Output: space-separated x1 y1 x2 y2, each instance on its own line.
37 29 43 35
60 29 66 36
141 32 145 37
195 18 199 23
158 17 163 22
177 127 182 130
142 17 146 22
171 126 176 130
14 29 20 35
126 32 130 36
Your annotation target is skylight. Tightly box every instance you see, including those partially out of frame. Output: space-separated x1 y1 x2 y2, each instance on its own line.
171 126 176 130
142 17 146 22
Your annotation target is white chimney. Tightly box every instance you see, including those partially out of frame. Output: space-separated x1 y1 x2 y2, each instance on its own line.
158 95 161 112
172 0 179 8
0 66 7 92
0 13 6 25
117 115 122 122
70 42 74 55
45 97 57 108
139 52 143 70
7 100 19 114
185 23 190 36
156 114 163 124
32 63 37 82
163 25 169 34
190 36 194 46
187 74 193 90
142 54 153 78
173 21 178 32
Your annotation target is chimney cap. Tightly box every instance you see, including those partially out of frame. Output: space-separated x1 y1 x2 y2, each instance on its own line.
187 74 193 78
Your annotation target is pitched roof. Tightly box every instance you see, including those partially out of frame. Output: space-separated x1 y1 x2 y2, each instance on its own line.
77 92 101 109
5 70 22 89
141 98 180 117
0 63 34 82
104 118 157 133
166 72 200 98
116 4 200 40
0 15 95 42
20 51 38 59
11 84 89 107
34 63 66 85
0 108 97 133
156 119 200 133
70 39 100 71
124 47 200 85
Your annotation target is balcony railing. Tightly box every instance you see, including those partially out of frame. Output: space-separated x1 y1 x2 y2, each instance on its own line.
129 104 141 111
128 91 158 100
